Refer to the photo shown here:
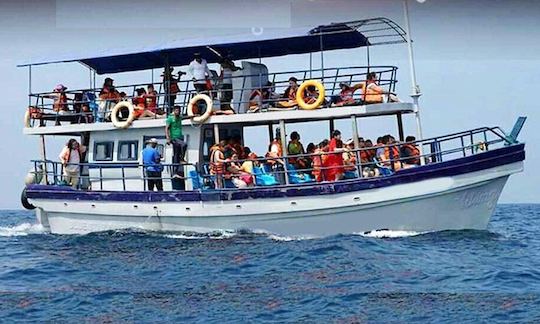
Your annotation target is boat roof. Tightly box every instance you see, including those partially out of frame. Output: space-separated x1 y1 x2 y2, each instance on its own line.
23 102 414 136
18 18 407 74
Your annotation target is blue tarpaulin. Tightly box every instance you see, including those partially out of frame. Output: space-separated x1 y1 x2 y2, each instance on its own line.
18 23 370 74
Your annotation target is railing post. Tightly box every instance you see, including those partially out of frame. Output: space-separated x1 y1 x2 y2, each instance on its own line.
279 119 289 185
121 166 126 191
99 167 103 190
351 115 362 178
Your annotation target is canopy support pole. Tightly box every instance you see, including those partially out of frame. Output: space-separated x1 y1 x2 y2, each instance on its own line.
213 124 220 144
279 119 289 185
329 119 335 137
163 53 171 111
28 66 32 106
319 32 325 81
93 71 96 90
403 0 425 165
397 113 404 141
309 53 313 79
351 115 363 178
40 135 48 184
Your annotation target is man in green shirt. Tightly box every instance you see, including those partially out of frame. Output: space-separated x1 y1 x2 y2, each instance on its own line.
165 106 187 169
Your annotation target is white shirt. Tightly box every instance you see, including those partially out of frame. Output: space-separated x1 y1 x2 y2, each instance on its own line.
188 59 211 84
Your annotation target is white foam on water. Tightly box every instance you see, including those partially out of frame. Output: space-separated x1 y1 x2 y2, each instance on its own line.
267 234 319 241
164 230 238 240
0 223 46 237
355 229 429 238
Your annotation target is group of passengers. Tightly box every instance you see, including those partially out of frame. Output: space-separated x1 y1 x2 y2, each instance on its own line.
207 128 421 189
38 51 399 127
247 72 399 113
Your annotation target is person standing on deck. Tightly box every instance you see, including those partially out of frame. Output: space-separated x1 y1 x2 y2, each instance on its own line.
166 106 188 171
142 138 163 191
188 53 211 94
59 139 87 189
219 54 242 111
325 130 345 181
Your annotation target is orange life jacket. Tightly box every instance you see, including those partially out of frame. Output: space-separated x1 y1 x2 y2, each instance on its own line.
363 82 383 103
402 143 420 164
384 145 400 161
210 149 225 174
53 93 68 112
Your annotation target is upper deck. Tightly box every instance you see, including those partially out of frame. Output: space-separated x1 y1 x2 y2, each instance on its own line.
21 17 413 136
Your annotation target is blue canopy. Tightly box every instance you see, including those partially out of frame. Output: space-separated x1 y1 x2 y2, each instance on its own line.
18 18 406 75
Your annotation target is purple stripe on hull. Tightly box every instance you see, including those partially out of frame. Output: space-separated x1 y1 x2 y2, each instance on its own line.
26 144 525 202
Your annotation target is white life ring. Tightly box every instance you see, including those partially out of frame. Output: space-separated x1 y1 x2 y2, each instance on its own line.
111 101 135 129
188 94 213 123
24 110 31 128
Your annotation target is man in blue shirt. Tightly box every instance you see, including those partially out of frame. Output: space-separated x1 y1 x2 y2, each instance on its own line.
142 138 163 191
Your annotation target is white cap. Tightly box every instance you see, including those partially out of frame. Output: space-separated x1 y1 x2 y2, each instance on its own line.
148 138 158 144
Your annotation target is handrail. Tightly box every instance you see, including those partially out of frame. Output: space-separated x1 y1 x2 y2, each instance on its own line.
27 127 514 191
24 65 400 127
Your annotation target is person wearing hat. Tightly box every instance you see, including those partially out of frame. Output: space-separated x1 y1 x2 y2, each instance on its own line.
142 138 163 191
50 84 69 113
331 82 365 107
188 52 211 93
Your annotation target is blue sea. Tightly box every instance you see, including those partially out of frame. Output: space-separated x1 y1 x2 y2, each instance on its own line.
1 205 540 323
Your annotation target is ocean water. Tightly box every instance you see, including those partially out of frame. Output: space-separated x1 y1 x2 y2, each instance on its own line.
1 205 540 323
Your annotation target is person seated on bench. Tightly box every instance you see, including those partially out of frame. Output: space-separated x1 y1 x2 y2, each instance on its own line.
276 77 299 108
228 153 253 188
331 82 364 107
133 88 158 119
400 135 421 166
363 72 401 104
248 81 279 112
98 78 121 121
287 131 308 171
343 138 358 173
378 134 402 170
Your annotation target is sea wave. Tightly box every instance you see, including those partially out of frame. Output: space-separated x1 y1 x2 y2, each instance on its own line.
0 222 45 237
355 229 430 238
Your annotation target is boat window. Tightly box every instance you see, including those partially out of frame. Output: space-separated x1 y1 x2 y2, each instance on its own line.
94 141 114 161
118 141 139 161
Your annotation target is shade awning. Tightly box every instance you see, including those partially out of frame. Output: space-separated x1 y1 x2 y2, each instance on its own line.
18 18 407 74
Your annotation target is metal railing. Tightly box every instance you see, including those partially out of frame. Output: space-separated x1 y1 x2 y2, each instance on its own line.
24 65 399 127
26 127 513 192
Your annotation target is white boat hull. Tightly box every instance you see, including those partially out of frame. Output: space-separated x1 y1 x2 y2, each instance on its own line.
31 161 522 236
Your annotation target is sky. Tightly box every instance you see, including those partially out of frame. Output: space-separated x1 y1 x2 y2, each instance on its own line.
0 0 539 208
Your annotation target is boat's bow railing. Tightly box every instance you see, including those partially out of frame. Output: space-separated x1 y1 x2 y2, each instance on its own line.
26 126 518 192
24 65 399 128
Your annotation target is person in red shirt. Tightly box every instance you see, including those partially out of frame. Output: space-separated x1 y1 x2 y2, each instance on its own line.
325 130 345 181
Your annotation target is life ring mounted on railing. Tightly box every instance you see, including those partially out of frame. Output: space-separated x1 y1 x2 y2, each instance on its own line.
188 94 213 124
296 80 326 110
111 101 135 129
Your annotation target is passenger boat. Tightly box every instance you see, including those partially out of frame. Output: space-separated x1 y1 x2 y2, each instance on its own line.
19 14 526 236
